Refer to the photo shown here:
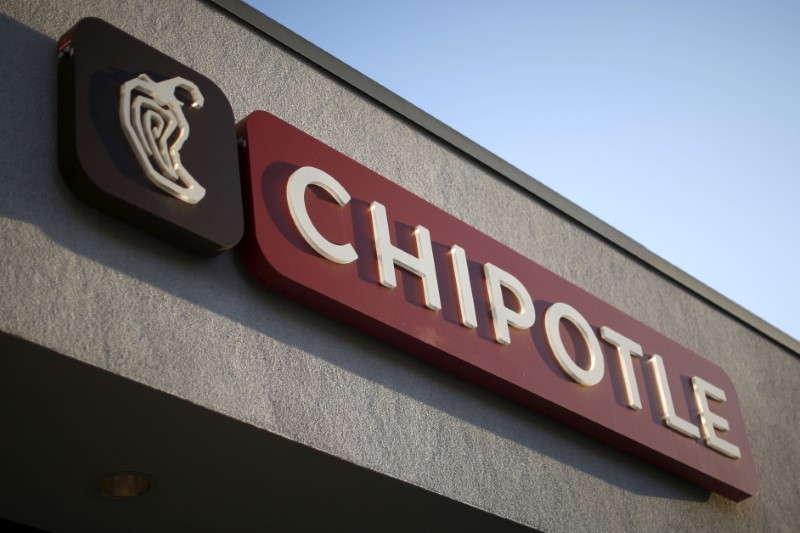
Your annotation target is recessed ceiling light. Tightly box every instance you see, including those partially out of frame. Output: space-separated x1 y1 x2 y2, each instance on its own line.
94 472 152 499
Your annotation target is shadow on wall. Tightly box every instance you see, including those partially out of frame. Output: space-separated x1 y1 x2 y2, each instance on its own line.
0 14 713 505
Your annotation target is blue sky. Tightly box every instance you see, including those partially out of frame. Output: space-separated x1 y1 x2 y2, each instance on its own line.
246 1 799 342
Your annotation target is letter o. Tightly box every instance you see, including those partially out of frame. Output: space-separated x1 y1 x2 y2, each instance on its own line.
544 302 605 386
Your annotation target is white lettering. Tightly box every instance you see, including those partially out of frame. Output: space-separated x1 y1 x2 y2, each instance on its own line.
545 303 605 386
286 166 358 264
649 354 701 439
450 245 477 328
283 168 743 463
692 377 741 459
484 263 535 345
600 326 643 409
370 201 441 311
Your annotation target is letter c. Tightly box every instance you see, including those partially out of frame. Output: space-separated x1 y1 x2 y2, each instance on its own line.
286 166 358 264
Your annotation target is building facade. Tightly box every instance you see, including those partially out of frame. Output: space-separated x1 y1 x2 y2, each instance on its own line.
1 1 798 531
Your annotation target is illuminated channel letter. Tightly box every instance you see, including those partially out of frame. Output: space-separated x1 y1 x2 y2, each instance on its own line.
369 202 441 310
648 354 701 439
544 303 605 386
286 166 358 264
691 377 741 459
450 245 477 328
483 263 535 345
600 326 643 409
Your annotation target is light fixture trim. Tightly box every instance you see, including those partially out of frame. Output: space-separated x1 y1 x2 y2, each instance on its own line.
94 471 154 499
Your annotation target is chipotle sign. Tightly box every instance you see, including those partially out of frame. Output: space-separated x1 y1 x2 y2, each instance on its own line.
237 110 757 501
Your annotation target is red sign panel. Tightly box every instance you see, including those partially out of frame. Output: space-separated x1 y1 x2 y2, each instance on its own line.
237 110 758 501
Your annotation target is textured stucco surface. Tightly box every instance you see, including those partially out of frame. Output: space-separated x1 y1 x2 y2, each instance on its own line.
1 1 798 531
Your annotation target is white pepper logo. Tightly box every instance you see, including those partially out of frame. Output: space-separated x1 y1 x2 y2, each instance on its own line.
59 17 243 255
119 74 206 204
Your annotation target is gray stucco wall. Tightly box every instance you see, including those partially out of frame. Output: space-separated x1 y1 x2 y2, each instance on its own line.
1 1 798 531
